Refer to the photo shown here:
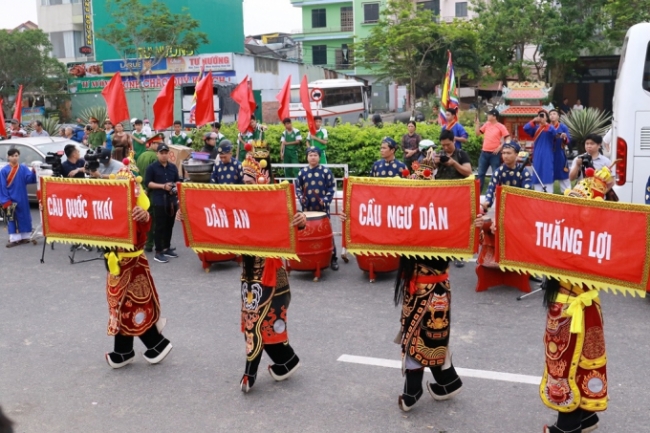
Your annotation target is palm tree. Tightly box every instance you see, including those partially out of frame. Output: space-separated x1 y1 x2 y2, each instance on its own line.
561 107 611 154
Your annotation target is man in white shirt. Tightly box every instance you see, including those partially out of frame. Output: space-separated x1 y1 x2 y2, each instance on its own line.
30 121 50 137
569 134 611 181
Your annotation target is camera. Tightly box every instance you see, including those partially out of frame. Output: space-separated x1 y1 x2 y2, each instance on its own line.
42 151 64 177
579 153 593 169
84 148 102 173
439 154 450 164
170 185 178 196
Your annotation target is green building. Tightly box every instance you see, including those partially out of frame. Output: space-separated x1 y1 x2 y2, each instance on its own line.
91 0 245 61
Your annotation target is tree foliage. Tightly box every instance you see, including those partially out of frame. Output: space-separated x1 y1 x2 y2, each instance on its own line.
96 0 209 117
603 0 650 46
0 29 67 117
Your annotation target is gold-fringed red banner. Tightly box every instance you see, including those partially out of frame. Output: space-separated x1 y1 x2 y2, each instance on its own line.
40 177 137 249
495 186 650 296
343 176 480 259
178 182 298 259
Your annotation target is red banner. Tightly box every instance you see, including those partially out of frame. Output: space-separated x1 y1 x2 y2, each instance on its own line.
40 177 137 249
343 177 479 258
178 182 298 259
495 186 650 295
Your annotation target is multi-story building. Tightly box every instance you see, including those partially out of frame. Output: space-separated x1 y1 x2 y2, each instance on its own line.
36 0 245 63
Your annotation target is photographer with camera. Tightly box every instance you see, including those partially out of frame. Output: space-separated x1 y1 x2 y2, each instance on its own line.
61 145 86 178
523 110 558 192
144 144 180 264
569 134 611 182
88 148 124 179
434 129 473 180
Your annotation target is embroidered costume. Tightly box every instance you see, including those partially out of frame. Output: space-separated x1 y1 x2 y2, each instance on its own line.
483 142 533 209
210 141 243 185
0 162 36 246
371 158 407 178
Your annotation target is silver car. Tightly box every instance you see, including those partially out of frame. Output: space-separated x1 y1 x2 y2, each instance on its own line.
0 137 89 202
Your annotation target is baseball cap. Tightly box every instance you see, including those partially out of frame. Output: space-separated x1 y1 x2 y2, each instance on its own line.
157 144 170 153
487 108 499 117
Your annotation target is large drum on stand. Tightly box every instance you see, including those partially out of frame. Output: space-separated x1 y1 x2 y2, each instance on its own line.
286 211 333 282
356 254 400 283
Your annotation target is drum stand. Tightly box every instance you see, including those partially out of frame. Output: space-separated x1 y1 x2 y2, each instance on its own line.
516 277 546 301
68 246 105 265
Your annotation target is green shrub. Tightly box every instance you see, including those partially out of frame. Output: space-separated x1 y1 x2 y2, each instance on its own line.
189 121 483 176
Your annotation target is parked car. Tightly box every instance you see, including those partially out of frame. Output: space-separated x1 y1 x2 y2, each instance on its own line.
0 137 89 202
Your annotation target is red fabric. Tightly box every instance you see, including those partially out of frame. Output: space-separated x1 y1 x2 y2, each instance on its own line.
409 273 449 295
101 73 130 124
231 76 256 134
261 258 282 287
247 78 256 130
276 75 291 121
2 201 11 209
194 71 215 127
153 75 175 131
6 164 18 188
300 75 316 135
13 85 23 122
0 98 7 138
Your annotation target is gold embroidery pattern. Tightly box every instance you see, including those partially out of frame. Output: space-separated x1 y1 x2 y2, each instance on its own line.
128 274 152 300
582 327 606 360
581 370 607 398
410 337 446 365
547 359 567 377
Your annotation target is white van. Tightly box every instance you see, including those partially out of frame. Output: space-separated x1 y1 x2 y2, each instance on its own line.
611 22 650 203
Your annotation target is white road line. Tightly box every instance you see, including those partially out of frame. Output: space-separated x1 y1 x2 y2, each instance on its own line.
337 354 540 385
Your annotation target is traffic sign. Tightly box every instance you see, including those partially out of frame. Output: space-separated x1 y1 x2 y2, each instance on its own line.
310 88 323 102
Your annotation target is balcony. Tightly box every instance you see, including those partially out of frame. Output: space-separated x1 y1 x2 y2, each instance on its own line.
292 26 354 42
290 0 352 5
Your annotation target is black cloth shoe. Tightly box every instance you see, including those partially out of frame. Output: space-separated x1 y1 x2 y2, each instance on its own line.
427 363 463 401
268 354 301 381
143 338 172 364
242 353 262 393
398 368 424 412
331 257 339 271
581 412 599 433
544 425 582 433
105 350 135 369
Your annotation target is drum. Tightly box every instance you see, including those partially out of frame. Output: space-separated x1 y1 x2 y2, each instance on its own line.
197 252 237 273
287 211 333 281
356 254 400 283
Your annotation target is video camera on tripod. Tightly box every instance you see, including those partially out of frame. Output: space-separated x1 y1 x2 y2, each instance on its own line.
83 148 103 173
41 151 64 177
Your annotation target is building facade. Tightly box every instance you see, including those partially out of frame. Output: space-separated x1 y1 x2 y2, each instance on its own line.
37 0 86 64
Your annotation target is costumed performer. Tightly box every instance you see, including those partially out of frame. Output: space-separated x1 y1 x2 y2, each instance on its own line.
0 148 37 247
523 110 558 193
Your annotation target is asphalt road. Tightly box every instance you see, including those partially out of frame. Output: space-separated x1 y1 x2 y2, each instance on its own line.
0 207 648 433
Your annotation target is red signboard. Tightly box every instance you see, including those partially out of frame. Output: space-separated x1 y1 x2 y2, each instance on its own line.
495 186 650 295
343 177 480 259
40 177 137 249
178 182 298 259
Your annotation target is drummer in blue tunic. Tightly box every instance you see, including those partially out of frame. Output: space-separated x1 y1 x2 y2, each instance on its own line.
294 146 338 270
371 137 408 178
481 141 532 211
210 140 244 185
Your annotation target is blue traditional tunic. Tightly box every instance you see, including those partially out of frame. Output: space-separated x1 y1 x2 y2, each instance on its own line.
483 163 533 208
445 121 469 149
210 159 244 185
551 121 571 181
523 121 558 185
294 164 335 213
0 164 36 236
371 158 407 178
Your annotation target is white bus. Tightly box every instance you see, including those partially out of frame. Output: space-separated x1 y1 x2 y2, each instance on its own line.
611 23 650 203
289 79 368 124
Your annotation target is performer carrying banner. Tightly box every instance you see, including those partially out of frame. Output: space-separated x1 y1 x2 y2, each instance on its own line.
294 146 338 270
0 148 37 247
539 167 613 433
394 150 463 412
104 167 172 368
210 140 244 185
371 137 407 178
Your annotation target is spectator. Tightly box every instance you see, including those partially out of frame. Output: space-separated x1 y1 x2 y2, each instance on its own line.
58 126 66 137
131 119 148 161
61 144 86 178
523 110 558 192
560 98 571 115
0 148 37 248
548 109 571 192
569 134 612 182
144 143 180 263
111 122 132 161
200 132 219 159
210 122 226 144
372 113 383 128
82 124 91 145
89 148 124 179
9 119 26 138
104 120 114 152
236 115 266 162
474 109 510 191
87 117 106 150
401 121 421 171
306 115 328 164
30 120 49 137
280 118 302 178
573 99 584 111
169 120 193 147
142 119 153 136
444 108 469 150
137 134 164 252
602 128 612 157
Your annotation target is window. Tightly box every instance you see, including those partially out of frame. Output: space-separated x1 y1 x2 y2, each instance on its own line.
322 87 364 108
336 44 353 69
312 9 327 28
312 45 327 66
341 6 353 31
643 43 650 92
50 31 83 59
418 0 440 16
455 2 468 17
363 3 380 23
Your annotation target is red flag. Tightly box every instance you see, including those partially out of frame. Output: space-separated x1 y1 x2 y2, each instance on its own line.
101 72 130 124
194 71 215 127
231 76 253 134
153 76 175 131
300 75 316 135
13 85 23 122
0 99 6 138
276 75 291 122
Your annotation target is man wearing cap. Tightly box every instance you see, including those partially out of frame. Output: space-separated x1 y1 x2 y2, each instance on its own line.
524 110 559 192
89 148 124 179
144 143 180 264
30 120 49 137
295 146 338 270
9 119 26 138
131 119 148 161
87 117 107 150
137 133 164 252
169 120 193 147
481 141 532 211
210 140 243 185
372 137 407 178
475 109 510 192
280 118 302 178
200 132 220 160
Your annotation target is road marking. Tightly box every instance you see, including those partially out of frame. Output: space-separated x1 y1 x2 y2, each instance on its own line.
337 354 540 385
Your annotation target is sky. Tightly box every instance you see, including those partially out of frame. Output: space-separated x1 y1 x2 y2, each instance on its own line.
0 0 301 34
